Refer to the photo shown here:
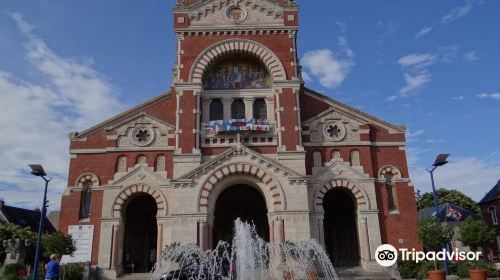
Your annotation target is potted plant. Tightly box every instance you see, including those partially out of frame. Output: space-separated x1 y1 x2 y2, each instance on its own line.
459 217 495 280
418 217 452 280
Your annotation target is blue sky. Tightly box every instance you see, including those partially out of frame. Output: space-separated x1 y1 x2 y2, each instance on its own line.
0 0 498 211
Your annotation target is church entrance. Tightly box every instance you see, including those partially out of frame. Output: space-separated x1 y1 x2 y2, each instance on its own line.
323 188 360 267
123 194 157 273
213 185 269 244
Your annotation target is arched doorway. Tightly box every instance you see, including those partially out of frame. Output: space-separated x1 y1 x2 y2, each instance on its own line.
323 188 360 267
122 194 157 273
213 185 269 244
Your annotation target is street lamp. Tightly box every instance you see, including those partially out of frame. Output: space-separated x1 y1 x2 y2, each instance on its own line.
29 164 52 280
426 154 450 274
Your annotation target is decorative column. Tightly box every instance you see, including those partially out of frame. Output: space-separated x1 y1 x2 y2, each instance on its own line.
222 97 232 120
244 97 254 119
360 217 371 261
202 98 210 124
198 220 208 251
156 223 163 263
273 218 285 243
269 220 274 243
318 218 325 248
110 224 120 270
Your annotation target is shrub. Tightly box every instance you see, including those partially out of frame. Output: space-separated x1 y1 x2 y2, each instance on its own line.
0 263 26 280
459 217 495 252
417 261 443 279
60 263 84 280
397 259 421 279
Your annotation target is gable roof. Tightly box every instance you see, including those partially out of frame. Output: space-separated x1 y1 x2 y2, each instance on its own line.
0 203 57 233
479 180 500 205
175 0 296 9
303 87 405 133
70 90 172 140
419 202 481 222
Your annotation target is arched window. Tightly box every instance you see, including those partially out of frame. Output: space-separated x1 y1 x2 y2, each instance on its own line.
332 150 341 160
209 99 223 121
253 98 267 119
385 173 398 211
350 150 360 166
137 155 147 164
117 156 127 173
489 206 498 225
156 155 166 172
231 99 245 119
313 151 322 167
80 181 92 219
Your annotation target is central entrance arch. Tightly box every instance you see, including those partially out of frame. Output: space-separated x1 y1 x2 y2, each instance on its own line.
213 184 269 244
122 194 157 273
323 188 360 267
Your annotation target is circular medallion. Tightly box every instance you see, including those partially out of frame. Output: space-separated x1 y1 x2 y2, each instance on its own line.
226 5 247 24
323 121 346 142
131 125 155 146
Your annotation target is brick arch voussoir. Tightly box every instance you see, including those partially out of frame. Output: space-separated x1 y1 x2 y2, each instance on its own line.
190 39 287 83
198 163 283 213
112 184 167 218
314 179 367 212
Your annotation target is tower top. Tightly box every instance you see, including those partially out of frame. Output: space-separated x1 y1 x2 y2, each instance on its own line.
175 0 297 9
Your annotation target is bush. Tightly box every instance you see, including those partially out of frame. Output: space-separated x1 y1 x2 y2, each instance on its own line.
397 259 421 279
0 263 26 280
60 263 84 280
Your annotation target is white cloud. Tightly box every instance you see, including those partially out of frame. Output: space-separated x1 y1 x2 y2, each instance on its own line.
441 0 479 24
477 92 500 100
410 155 500 201
406 128 425 143
453 95 465 100
302 48 354 89
400 71 432 96
398 53 437 68
464 51 479 62
0 14 124 210
415 26 433 39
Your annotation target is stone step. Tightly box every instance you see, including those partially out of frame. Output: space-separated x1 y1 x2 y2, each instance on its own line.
119 273 152 280
336 267 394 280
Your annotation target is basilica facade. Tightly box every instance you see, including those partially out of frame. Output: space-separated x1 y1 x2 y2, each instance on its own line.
59 0 420 277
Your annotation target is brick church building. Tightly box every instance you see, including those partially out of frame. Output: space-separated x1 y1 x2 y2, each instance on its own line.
59 0 419 277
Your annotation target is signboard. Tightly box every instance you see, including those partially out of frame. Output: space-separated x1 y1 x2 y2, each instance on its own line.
61 225 94 264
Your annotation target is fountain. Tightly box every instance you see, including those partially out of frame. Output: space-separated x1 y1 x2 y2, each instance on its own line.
151 219 338 280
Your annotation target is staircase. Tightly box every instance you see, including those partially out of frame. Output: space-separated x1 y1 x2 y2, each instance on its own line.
336 267 395 280
119 273 152 280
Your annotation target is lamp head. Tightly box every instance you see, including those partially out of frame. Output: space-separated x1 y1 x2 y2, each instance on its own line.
432 154 450 167
29 164 47 177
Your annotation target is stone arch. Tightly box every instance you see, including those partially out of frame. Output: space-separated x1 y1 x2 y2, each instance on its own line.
378 165 402 180
112 184 167 218
314 179 368 212
190 39 287 83
75 173 99 188
198 163 284 213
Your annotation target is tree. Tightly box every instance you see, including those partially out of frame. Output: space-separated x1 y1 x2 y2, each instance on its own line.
418 217 452 270
41 232 76 259
0 224 37 264
459 217 495 252
417 188 480 214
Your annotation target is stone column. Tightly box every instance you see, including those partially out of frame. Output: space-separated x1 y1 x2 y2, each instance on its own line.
202 98 210 124
266 96 275 122
269 221 274 243
156 223 163 263
360 217 371 261
273 218 285 243
223 97 232 120
111 224 120 270
198 221 208 251
318 218 325 248
244 97 254 119
208 224 213 250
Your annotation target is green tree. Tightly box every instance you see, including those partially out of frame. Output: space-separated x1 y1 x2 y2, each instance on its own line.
459 217 495 252
0 224 37 264
418 217 452 270
417 188 480 214
41 232 76 259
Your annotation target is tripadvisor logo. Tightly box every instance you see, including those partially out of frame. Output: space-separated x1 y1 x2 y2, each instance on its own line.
375 244 398 267
375 244 482 267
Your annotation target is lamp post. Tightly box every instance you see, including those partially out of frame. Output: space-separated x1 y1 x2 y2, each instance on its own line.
29 164 52 280
426 154 450 275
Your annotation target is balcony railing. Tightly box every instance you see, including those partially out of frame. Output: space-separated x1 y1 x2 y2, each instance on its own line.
202 119 276 147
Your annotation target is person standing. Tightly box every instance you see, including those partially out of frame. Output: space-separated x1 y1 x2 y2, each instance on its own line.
45 254 60 280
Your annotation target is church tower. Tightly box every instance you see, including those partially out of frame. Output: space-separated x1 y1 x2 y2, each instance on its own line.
59 1 420 278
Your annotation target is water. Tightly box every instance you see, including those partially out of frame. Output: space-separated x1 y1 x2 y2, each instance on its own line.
151 219 338 280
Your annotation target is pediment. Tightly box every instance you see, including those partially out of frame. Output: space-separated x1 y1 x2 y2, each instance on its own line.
302 108 367 145
313 159 369 182
177 143 302 180
106 113 175 148
109 164 170 187
186 0 285 28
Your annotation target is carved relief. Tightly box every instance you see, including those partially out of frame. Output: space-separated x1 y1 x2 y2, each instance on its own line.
117 156 127 173
303 109 363 145
156 155 166 172
350 150 360 166
112 114 174 148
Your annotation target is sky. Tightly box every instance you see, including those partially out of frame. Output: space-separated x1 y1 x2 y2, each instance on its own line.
0 0 498 211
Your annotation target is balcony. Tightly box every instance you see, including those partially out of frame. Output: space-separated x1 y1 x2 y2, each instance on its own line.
201 119 277 147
